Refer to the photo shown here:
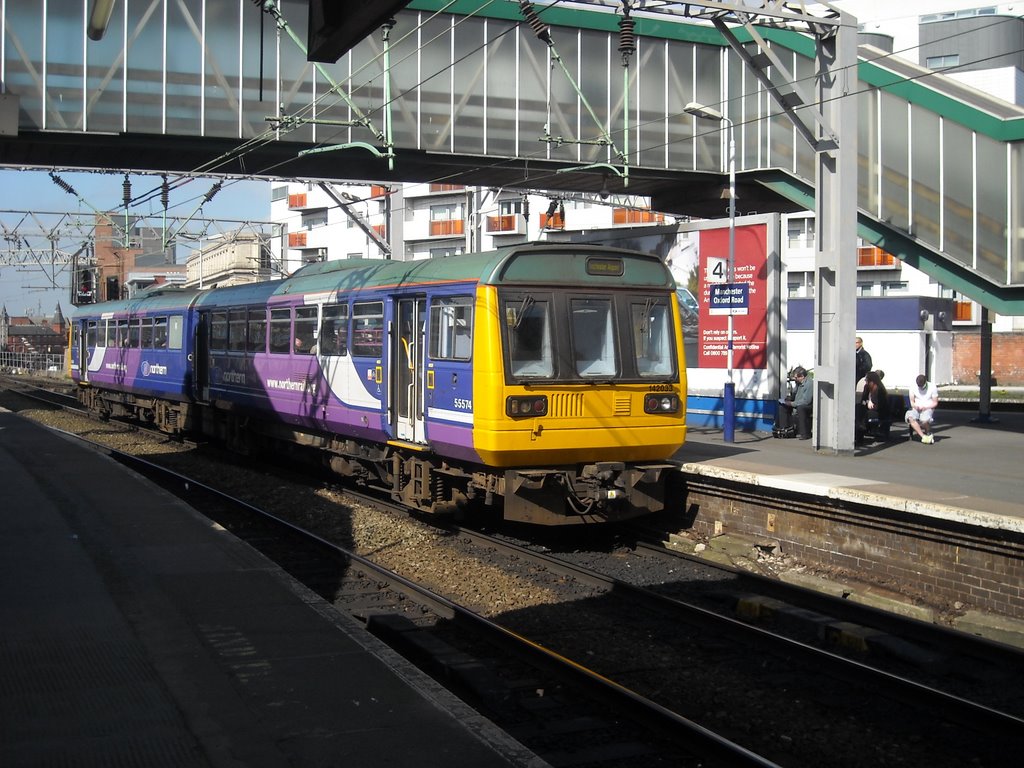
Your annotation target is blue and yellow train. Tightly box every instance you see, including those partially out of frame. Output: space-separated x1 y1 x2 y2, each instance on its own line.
70 243 687 525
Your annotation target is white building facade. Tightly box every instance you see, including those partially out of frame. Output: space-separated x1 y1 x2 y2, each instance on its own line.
268 180 670 271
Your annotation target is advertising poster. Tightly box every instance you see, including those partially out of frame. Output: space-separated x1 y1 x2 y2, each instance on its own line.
696 224 768 369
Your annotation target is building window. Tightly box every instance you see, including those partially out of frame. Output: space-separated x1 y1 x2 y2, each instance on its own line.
787 272 813 298
925 54 959 70
787 218 814 247
301 210 328 229
881 281 909 295
430 202 462 218
271 185 289 202
922 8 995 23
499 199 521 216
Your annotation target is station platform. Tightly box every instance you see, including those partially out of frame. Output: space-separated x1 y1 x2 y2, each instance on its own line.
677 405 1023 532
0 409 536 768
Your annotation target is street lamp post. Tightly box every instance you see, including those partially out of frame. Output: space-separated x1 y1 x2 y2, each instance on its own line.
685 101 736 442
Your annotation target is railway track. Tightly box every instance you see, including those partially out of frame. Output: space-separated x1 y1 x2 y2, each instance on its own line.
0 376 200 448
84 442 777 768
4 379 1022 766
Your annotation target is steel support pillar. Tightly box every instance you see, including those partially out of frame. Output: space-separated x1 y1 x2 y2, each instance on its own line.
812 13 859 454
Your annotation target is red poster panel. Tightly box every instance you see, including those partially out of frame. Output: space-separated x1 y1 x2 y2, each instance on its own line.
698 224 768 369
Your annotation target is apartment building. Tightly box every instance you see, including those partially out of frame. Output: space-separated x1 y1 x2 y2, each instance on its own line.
268 180 668 273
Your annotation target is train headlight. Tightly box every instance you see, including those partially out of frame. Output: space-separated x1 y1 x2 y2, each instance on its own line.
644 394 680 414
506 395 548 417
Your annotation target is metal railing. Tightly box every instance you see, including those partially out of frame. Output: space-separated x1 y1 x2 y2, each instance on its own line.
0 352 68 377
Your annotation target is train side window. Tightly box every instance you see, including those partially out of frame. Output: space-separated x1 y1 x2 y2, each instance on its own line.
269 308 291 354
294 306 318 354
128 318 141 348
320 303 348 356
570 298 617 378
87 321 97 348
152 317 168 349
351 301 384 357
153 317 168 349
210 312 228 351
429 296 473 360
168 315 184 350
247 308 267 353
228 309 247 352
140 318 154 348
116 319 129 347
505 296 553 378
632 299 673 377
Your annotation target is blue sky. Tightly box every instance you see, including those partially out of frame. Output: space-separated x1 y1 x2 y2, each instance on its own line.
0 169 271 317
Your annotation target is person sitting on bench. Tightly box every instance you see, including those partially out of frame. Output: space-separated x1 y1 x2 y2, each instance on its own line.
775 366 812 439
856 370 891 442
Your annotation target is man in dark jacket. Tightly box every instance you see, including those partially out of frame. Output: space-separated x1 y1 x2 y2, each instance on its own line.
775 366 813 439
855 337 872 384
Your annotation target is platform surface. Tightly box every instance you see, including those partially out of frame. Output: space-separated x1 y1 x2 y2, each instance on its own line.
676 406 1024 531
0 409 537 768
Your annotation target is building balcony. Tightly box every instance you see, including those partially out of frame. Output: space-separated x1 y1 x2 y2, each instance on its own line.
539 213 565 230
857 245 900 268
954 299 975 323
428 219 465 237
405 183 466 199
612 208 664 225
485 214 524 235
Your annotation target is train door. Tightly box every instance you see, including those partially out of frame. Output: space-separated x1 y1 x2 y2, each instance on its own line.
194 312 210 402
392 297 426 443
74 321 87 382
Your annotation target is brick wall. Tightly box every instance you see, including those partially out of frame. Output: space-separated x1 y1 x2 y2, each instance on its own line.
682 476 1024 619
952 331 1024 385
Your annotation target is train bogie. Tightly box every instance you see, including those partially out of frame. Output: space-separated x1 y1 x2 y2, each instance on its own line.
71 244 687 525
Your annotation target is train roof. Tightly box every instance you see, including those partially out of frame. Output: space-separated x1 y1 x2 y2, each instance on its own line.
72 244 674 317
71 285 205 317
271 243 673 299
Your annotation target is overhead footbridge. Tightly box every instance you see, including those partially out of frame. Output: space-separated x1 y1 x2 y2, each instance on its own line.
1 0 1022 313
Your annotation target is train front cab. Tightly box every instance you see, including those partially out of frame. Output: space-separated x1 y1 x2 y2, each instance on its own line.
469 251 688 526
